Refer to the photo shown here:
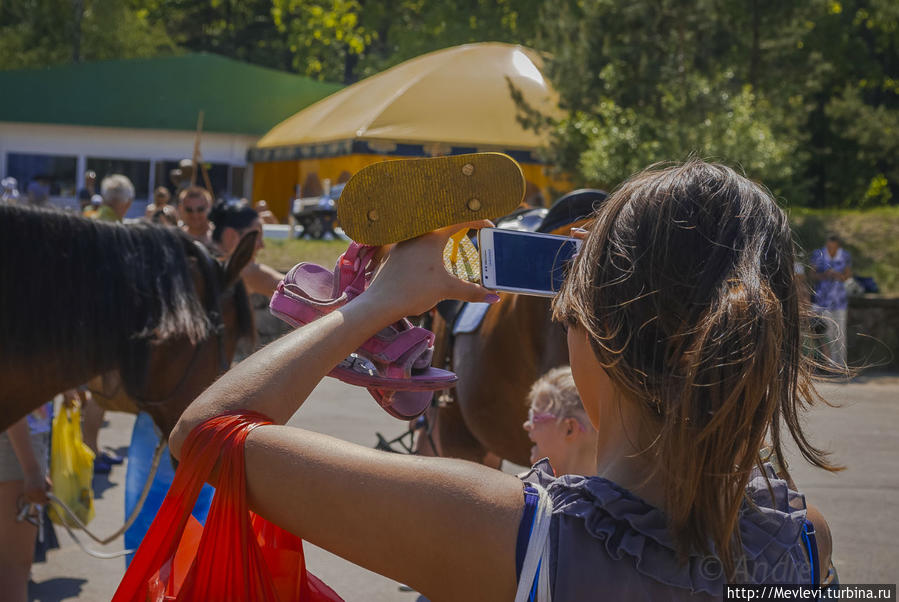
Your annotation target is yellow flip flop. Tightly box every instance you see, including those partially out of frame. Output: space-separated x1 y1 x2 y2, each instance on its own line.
337 153 525 245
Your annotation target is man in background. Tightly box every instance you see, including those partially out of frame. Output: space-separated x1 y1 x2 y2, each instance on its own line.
811 233 852 367
96 174 134 222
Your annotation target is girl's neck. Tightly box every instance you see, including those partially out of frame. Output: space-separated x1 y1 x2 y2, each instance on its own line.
185 224 209 239
593 395 667 510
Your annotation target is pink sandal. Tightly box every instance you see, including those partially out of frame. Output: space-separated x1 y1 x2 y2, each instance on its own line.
270 243 455 419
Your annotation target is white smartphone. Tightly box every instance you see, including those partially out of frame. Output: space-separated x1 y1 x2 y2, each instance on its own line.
479 228 582 297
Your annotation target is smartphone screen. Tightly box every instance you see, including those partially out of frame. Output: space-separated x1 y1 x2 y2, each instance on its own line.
482 229 580 296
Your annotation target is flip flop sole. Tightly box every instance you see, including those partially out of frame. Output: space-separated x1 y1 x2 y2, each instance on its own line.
330 365 457 391
338 152 525 245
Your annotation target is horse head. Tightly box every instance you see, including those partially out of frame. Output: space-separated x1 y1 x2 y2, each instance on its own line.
92 232 257 439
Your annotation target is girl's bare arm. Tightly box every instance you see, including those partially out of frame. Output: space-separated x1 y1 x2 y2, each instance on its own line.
170 224 522 600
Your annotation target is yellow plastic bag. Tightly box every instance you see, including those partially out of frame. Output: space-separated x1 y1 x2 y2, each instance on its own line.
49 405 95 527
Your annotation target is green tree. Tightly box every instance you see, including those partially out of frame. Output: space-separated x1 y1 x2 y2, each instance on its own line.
271 0 540 83
142 0 292 72
529 0 898 207
807 0 899 206
529 0 812 201
0 0 176 70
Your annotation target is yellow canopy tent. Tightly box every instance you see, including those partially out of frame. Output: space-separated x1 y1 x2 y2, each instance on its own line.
249 42 567 220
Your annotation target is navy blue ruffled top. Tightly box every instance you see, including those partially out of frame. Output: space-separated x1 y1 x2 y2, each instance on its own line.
518 460 813 601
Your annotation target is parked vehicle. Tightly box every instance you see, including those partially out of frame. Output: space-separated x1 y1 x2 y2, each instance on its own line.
291 182 344 239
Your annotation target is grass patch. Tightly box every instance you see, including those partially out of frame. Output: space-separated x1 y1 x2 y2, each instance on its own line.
257 238 348 273
788 206 899 294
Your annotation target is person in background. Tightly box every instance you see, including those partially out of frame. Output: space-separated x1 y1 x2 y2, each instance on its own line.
96 174 134 222
209 199 284 297
523 366 597 476
1 177 20 204
26 176 51 206
149 205 179 226
144 186 172 220
77 170 98 212
254 200 279 225
179 186 213 244
810 233 852 367
0 403 52 602
83 174 135 472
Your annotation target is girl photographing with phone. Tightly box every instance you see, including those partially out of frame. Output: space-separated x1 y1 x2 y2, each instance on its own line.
167 159 835 601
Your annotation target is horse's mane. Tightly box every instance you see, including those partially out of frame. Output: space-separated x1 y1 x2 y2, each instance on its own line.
0 204 216 379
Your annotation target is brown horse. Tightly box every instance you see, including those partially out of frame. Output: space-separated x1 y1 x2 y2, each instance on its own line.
424 294 569 466
415 190 606 466
0 204 255 437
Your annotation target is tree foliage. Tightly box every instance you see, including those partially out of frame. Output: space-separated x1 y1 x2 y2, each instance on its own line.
267 0 539 82
0 0 176 69
0 0 895 207
531 0 898 206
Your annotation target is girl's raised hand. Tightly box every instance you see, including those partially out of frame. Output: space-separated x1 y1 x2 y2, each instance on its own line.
362 220 499 321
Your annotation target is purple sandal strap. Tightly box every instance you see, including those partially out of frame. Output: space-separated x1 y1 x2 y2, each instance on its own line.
361 325 435 364
336 243 377 299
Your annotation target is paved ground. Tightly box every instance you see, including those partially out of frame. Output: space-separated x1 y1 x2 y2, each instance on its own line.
28 375 898 600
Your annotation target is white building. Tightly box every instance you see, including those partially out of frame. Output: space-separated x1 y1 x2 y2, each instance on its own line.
0 53 341 214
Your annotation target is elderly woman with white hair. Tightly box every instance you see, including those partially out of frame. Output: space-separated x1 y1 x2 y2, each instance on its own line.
82 174 135 473
96 174 134 222
523 366 597 476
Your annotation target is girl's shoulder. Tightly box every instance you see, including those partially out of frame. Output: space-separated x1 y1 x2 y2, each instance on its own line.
518 461 812 598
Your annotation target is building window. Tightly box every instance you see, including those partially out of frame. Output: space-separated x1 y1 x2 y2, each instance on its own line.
6 153 77 196
86 158 150 200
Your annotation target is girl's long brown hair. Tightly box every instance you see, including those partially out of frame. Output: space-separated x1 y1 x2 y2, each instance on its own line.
554 160 839 575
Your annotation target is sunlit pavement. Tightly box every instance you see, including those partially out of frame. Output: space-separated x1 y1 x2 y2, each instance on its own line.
28 375 899 600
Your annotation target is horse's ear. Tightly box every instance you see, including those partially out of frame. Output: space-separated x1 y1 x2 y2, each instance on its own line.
223 230 257 288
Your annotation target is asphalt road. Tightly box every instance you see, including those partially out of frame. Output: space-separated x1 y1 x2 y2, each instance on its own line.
28 376 899 600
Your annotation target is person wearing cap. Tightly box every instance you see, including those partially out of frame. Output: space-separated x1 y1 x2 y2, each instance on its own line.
810 233 852 366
